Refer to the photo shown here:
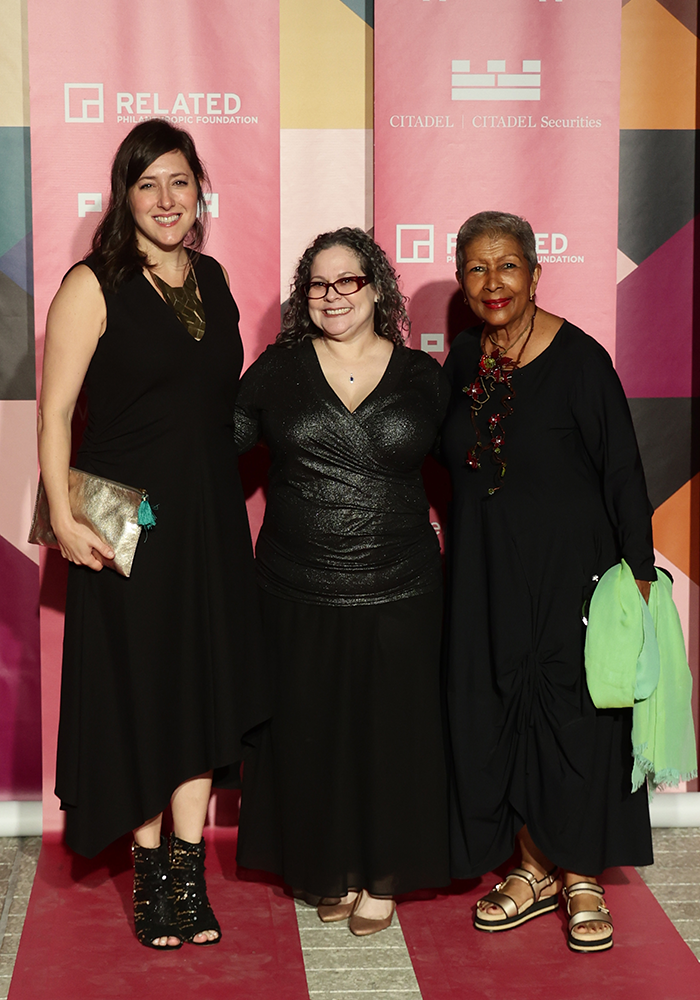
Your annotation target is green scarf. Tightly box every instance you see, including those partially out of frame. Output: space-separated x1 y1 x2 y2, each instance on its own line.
584 560 697 793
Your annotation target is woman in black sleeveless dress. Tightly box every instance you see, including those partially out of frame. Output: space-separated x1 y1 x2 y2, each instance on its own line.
38 121 267 949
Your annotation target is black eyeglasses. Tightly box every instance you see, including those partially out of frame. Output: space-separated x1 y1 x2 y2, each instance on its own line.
304 275 373 299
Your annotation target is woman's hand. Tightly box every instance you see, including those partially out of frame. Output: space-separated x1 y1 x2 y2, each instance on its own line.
635 579 651 604
52 516 115 571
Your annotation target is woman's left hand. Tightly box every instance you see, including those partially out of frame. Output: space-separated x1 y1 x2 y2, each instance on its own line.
635 579 651 604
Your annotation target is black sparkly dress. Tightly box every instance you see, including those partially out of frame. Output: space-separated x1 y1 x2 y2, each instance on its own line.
235 338 451 899
441 321 655 878
55 255 268 858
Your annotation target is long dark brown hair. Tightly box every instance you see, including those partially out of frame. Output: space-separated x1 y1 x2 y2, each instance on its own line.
89 119 210 292
277 228 409 348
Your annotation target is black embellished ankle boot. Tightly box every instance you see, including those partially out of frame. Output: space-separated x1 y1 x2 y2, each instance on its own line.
170 834 221 945
132 836 182 950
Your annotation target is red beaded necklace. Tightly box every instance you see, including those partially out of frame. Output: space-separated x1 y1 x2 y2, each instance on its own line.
463 305 537 494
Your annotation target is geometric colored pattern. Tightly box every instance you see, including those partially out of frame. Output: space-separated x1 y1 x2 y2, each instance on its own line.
0 269 35 399
280 0 372 129
628 398 700 510
0 12 41 803
339 0 373 28
0 126 35 399
652 473 700 586
0 534 41 798
655 0 698 34
619 0 700 790
618 131 697 265
616 218 695 398
620 0 698 129
279 0 373 296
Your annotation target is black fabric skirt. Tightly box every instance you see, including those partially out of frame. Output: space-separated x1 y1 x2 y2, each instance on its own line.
237 588 450 900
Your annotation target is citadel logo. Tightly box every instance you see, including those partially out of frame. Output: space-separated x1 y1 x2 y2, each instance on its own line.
452 60 541 101
65 84 104 123
396 225 434 264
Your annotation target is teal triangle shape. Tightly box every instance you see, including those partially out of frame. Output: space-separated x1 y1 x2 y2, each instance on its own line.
339 0 373 28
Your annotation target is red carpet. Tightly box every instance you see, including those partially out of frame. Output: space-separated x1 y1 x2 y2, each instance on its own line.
10 832 700 1000
8 828 309 1000
397 866 700 1000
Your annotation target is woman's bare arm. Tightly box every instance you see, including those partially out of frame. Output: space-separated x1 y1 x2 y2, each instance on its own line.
38 264 115 570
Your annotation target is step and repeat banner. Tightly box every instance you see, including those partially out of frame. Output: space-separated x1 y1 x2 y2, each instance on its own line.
27 0 280 833
375 0 622 361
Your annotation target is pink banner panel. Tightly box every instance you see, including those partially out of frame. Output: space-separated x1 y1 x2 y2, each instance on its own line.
28 0 280 833
374 0 622 362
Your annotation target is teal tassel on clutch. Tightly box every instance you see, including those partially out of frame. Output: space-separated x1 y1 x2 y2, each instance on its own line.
138 494 157 531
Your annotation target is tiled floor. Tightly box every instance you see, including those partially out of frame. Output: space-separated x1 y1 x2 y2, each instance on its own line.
0 837 41 1000
636 827 700 961
0 829 698 999
295 899 421 999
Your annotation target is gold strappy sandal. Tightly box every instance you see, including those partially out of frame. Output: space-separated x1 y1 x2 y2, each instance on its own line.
563 881 613 952
474 866 560 932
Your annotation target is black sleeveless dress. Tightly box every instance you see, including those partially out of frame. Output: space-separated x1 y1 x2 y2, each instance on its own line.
55 254 268 858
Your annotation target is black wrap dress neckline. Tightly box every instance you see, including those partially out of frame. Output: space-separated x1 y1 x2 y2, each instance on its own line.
307 335 398 414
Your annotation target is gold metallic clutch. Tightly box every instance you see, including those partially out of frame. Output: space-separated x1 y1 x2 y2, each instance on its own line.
28 468 156 577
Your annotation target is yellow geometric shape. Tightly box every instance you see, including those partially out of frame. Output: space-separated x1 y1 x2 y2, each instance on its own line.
621 0 698 129
0 0 30 127
281 0 372 129
652 473 700 585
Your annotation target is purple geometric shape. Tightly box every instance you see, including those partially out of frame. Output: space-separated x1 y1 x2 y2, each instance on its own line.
616 217 697 398
0 534 41 799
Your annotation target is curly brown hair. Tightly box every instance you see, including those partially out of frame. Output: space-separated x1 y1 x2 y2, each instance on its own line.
277 228 409 348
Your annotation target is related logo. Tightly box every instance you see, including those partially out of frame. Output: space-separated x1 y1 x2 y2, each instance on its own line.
535 232 583 262
410 227 581 266
421 334 444 354
537 233 567 254
65 83 104 123
77 192 220 219
396 225 434 263
78 193 102 217
452 60 541 101
116 92 242 119
63 84 256 126
203 193 220 218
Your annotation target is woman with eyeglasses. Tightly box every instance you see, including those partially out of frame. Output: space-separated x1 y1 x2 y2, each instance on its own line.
234 228 450 934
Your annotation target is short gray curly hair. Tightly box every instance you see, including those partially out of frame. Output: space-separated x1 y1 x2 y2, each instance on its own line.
455 211 538 278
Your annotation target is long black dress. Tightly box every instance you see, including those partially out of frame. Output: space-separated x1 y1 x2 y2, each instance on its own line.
441 321 655 878
234 339 451 899
55 255 268 858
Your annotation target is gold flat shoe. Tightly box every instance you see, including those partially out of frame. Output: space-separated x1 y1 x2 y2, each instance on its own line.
318 893 359 923
348 892 396 937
